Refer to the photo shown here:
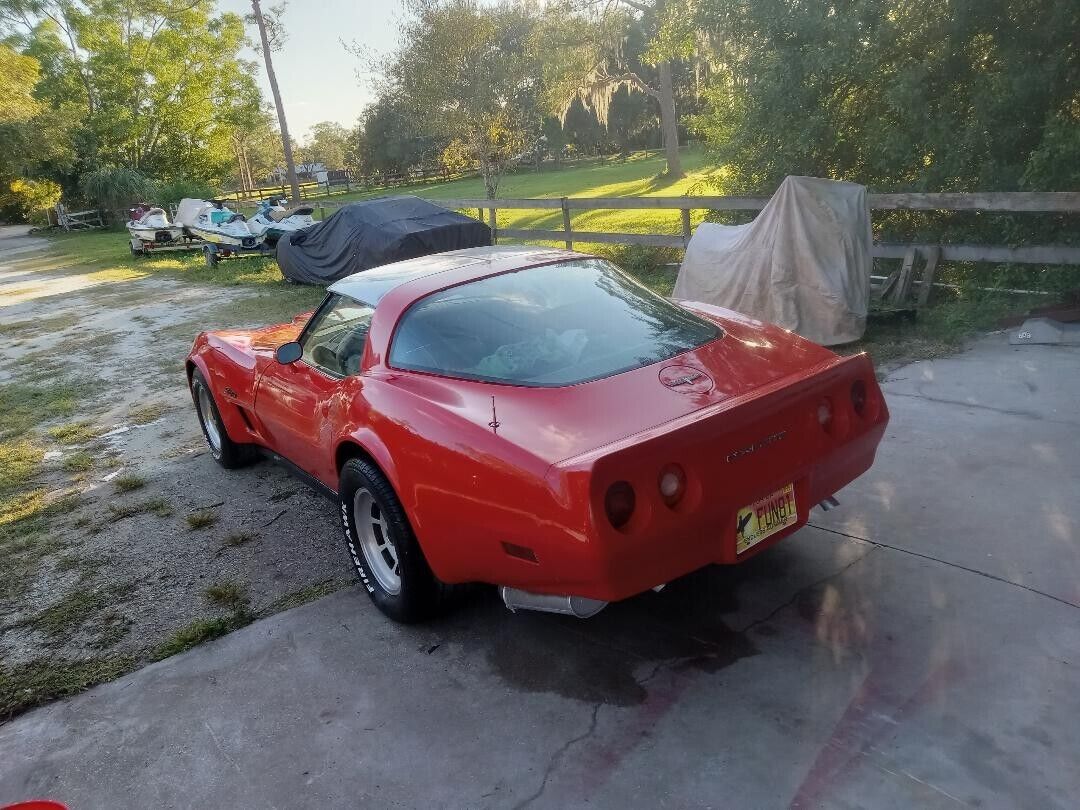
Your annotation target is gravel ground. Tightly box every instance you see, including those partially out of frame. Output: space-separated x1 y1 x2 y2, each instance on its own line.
0 227 352 686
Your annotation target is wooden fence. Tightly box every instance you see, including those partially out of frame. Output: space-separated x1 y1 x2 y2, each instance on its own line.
421 192 1080 266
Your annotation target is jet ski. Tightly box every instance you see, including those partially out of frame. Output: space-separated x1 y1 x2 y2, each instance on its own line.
126 203 183 244
174 198 264 249
248 197 316 244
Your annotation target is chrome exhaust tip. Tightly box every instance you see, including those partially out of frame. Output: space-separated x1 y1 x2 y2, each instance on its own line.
817 495 840 512
499 586 608 618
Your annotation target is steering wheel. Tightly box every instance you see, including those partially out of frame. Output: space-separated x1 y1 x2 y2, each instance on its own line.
337 328 368 376
311 344 341 374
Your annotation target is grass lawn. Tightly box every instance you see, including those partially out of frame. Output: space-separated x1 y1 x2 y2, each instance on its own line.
341 148 715 203
262 147 718 239
40 230 326 320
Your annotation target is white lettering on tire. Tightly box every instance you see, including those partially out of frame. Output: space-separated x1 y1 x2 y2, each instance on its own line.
342 500 374 593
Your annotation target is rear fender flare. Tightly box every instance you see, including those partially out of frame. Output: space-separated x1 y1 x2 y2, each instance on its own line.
334 430 402 496
334 431 450 576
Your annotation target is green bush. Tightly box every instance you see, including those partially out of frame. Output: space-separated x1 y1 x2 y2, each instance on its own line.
79 168 157 211
0 177 62 224
156 178 217 208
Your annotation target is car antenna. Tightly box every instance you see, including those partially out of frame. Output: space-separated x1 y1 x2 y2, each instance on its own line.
488 395 500 433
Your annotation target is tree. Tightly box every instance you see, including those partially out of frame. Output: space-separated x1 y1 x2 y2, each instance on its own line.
686 0 1080 194
379 0 537 198
1 0 263 189
351 92 436 178
0 43 39 123
537 0 684 177
249 0 299 202
304 121 351 169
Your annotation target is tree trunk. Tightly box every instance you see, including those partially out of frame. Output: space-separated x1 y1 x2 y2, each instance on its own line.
657 60 682 179
471 129 499 198
233 139 245 189
242 143 253 190
241 143 249 189
483 159 498 198
251 0 300 203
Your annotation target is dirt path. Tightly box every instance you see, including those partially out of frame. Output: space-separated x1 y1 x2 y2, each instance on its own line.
0 229 350 703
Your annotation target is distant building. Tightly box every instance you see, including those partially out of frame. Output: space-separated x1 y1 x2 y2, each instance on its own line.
272 162 328 184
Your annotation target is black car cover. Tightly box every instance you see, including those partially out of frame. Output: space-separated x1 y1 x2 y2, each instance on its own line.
276 195 491 285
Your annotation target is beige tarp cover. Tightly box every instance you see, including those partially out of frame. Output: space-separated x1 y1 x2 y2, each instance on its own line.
673 176 871 345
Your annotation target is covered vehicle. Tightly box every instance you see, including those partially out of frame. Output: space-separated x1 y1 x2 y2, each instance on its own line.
187 246 888 623
275 195 491 285
674 176 872 345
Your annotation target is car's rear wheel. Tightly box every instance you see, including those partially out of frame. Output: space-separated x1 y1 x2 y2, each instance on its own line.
339 457 456 623
190 368 255 469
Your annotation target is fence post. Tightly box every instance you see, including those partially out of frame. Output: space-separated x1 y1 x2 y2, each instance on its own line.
319 204 325 222
917 246 941 307
477 207 484 223
488 207 497 244
887 246 919 304
561 197 573 250
681 208 692 248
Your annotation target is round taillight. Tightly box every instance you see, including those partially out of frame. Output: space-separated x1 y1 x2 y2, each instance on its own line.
851 379 867 417
658 464 686 507
817 398 833 432
604 481 636 529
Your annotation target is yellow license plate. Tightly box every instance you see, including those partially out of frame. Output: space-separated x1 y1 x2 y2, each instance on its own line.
736 483 797 554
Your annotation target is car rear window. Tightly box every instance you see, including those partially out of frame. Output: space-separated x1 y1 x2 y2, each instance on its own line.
387 259 720 386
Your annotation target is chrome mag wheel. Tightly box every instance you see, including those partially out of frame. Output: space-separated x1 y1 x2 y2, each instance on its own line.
196 384 222 455
353 487 401 594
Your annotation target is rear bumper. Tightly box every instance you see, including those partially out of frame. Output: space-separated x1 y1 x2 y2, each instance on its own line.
583 425 884 602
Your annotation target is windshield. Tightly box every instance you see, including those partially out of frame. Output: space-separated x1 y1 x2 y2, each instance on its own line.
387 259 720 386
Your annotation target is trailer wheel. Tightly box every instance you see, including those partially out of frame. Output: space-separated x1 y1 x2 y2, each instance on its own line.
203 246 218 268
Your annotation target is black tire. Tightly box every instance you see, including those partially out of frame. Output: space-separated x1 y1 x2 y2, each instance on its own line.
190 368 255 469
339 457 456 623
204 246 218 268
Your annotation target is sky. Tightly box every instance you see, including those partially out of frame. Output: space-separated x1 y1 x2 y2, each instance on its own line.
217 0 405 141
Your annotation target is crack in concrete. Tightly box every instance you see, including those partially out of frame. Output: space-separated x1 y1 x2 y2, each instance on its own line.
736 545 882 635
885 389 1078 427
511 701 602 810
808 522 1080 611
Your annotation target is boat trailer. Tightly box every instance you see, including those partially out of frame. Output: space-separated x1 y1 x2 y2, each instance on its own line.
129 234 205 256
200 240 273 267
129 235 272 267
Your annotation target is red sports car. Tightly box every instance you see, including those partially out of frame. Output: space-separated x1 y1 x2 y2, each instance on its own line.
187 247 888 622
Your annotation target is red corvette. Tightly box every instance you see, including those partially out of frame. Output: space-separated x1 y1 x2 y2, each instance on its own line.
187 247 888 622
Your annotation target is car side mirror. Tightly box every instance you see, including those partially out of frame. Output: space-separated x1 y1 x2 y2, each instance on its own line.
275 341 302 364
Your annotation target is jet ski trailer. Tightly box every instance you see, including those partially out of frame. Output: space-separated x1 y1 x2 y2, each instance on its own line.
126 203 204 255
199 239 272 267
129 234 206 256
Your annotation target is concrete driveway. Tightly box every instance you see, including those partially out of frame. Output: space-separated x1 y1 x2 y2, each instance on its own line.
1 335 1078 809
